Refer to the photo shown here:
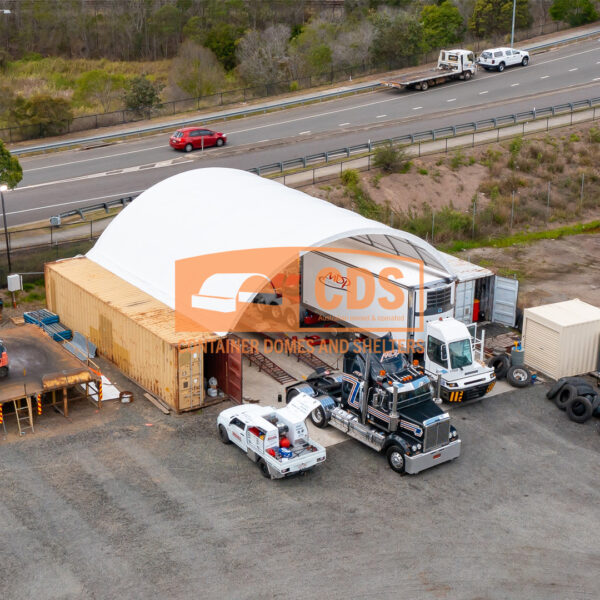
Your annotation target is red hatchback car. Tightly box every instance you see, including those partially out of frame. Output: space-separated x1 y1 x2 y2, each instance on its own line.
169 127 227 152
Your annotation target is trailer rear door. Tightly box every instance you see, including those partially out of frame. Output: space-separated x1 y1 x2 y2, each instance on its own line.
492 276 519 326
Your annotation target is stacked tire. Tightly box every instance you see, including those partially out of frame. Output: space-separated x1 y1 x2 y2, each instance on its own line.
487 354 532 387
546 377 600 424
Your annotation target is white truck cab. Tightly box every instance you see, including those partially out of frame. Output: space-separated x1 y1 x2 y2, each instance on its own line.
424 318 495 403
478 47 530 71
217 394 327 479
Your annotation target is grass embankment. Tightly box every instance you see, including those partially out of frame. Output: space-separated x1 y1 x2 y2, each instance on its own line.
337 124 600 257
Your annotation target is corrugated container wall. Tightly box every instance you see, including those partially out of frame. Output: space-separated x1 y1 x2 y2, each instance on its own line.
45 258 218 412
523 299 600 379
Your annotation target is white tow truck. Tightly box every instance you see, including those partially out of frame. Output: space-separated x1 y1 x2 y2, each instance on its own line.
381 49 476 91
217 394 327 479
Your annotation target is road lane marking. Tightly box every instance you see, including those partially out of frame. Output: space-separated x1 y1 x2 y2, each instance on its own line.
412 106 423 110
540 75 550 79
15 159 193 191
568 68 578 71
256 139 270 143
447 98 456 102
376 114 387 118
594 77 600 81
479 91 488 95
4 191 146 217
23 144 168 171
511 83 519 87
338 122 350 126
299 130 311 135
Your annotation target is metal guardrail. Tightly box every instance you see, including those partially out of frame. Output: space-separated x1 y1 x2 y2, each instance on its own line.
8 27 600 156
10 82 380 156
50 195 137 226
248 97 600 176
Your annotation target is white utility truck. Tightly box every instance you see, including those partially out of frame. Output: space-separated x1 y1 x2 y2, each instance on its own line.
381 49 476 91
301 239 495 403
217 394 327 479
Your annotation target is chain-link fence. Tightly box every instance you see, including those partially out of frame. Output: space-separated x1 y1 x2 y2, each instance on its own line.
0 21 572 144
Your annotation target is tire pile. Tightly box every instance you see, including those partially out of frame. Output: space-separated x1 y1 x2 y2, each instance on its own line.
487 354 532 388
545 377 600 424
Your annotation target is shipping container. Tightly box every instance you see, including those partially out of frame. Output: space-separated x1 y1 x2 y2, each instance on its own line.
45 257 241 412
522 299 600 379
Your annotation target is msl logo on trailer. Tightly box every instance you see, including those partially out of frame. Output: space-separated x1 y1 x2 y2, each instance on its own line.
174 246 425 334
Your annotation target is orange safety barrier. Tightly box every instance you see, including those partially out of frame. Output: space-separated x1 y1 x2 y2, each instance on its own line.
37 393 42 415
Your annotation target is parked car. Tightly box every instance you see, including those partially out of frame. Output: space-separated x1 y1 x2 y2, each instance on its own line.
169 127 227 152
478 47 530 72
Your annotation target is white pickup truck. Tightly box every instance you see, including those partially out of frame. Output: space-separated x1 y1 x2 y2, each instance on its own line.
217 394 327 479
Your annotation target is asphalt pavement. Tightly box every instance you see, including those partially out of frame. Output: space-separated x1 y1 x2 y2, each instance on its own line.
4 35 600 227
0 371 598 600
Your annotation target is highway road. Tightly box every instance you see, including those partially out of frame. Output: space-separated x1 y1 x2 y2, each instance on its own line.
6 35 600 227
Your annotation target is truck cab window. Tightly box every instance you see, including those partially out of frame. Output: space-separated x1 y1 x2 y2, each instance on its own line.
427 336 447 368
230 417 245 430
448 339 473 369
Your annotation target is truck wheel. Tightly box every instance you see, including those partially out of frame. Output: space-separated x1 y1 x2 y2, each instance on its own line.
488 354 510 379
464 71 472 80
555 384 577 410
286 389 299 404
218 424 231 444
0 366 8 378
498 62 505 72
258 459 271 478
521 57 529 66
506 365 531 388
566 396 593 424
310 406 328 429
386 445 406 474
420 80 429 91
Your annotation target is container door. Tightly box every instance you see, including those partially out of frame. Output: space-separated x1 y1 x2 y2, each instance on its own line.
492 276 519 326
226 342 243 403
454 280 474 324
178 346 203 411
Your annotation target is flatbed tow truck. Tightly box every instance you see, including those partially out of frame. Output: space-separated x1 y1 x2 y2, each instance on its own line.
382 49 476 91
217 394 326 479
285 338 461 475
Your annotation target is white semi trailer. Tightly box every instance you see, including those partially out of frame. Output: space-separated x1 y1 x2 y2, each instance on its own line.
300 239 495 403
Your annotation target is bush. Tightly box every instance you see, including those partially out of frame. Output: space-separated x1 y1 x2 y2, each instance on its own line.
341 169 360 186
589 127 600 143
449 149 467 170
123 75 164 118
373 142 410 173
10 94 73 136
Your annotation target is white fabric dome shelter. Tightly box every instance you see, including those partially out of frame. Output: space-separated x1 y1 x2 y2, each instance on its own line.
87 168 453 308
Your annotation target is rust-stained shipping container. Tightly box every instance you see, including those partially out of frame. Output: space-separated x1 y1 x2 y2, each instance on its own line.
45 257 242 412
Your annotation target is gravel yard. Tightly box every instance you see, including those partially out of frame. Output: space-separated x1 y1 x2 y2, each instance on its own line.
0 369 598 600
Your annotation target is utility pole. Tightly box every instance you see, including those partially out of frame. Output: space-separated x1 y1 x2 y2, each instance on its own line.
511 0 517 48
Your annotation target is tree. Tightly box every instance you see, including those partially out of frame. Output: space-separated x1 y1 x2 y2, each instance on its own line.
550 0 598 26
74 70 126 112
469 0 533 37
10 95 73 137
123 76 164 118
421 1 465 52
236 24 290 85
288 19 336 76
331 21 375 70
371 12 425 67
0 139 23 190
170 41 225 98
